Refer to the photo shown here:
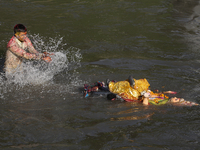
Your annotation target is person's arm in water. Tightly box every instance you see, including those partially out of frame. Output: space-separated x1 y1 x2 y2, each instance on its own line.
8 41 51 62
143 97 149 105
26 37 40 54
143 92 151 105
26 37 52 62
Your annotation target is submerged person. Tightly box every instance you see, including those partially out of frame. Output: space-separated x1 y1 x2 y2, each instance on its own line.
4 24 52 77
84 76 199 106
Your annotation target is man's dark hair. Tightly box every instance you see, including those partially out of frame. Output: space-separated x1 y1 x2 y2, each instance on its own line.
14 24 27 33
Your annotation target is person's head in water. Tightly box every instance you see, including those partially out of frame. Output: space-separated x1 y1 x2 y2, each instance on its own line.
14 24 27 42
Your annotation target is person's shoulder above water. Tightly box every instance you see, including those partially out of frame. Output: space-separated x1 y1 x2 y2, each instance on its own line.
7 36 17 48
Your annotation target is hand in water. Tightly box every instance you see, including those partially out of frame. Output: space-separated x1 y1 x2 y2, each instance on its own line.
42 52 54 62
43 52 54 57
42 56 52 63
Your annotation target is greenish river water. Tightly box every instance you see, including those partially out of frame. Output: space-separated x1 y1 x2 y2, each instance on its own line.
0 0 200 149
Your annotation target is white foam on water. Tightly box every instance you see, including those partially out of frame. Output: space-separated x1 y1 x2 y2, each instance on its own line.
0 34 82 93
5 52 68 85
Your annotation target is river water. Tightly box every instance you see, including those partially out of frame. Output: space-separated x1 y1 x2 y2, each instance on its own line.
0 0 200 149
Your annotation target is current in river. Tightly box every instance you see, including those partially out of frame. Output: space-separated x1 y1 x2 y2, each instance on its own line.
0 0 200 149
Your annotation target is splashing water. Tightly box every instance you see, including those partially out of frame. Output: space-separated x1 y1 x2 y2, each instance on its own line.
2 34 82 86
5 52 67 85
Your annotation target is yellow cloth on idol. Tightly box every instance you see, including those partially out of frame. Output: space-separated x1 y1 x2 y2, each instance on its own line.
132 78 150 93
108 78 150 100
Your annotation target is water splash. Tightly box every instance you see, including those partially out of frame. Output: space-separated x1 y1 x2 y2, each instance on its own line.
29 34 67 53
1 34 82 87
5 52 68 85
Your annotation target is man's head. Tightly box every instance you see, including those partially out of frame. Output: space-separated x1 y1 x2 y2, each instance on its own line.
14 24 27 33
14 24 27 42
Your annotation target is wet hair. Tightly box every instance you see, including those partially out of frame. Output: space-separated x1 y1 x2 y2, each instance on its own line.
14 24 27 33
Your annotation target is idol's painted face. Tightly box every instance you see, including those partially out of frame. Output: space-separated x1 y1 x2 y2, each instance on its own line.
15 32 27 42
170 97 180 103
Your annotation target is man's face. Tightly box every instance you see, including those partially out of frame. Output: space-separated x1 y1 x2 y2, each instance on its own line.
15 32 27 42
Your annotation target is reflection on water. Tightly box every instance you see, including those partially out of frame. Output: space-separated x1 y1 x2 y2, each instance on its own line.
110 113 154 121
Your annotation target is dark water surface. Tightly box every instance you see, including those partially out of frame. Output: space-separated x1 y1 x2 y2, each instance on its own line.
0 0 200 149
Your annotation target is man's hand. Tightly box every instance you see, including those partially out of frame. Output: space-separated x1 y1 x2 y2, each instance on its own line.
42 52 53 62
42 56 52 63
43 52 54 57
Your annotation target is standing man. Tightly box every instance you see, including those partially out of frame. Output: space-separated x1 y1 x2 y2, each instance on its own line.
4 24 51 76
